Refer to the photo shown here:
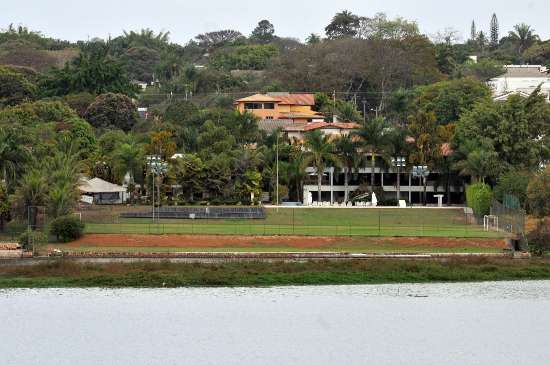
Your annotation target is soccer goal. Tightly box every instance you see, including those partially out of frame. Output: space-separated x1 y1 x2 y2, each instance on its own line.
483 215 499 232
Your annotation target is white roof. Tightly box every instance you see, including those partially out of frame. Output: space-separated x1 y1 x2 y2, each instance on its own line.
79 177 126 193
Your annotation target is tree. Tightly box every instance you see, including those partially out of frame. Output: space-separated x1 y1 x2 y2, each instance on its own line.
490 13 499 48
0 127 31 190
508 23 540 60
122 46 161 83
0 181 10 232
306 33 321 45
39 43 138 97
494 169 531 208
408 111 442 203
353 117 393 193
335 135 361 202
303 130 341 202
527 166 550 219
84 93 139 132
325 10 360 39
415 77 492 124
453 142 501 183
210 44 278 70
288 148 308 202
251 20 275 44
146 131 177 160
470 20 477 42
454 90 550 171
0 66 36 107
13 168 47 228
195 30 244 50
171 154 205 203
356 13 419 40
111 136 144 184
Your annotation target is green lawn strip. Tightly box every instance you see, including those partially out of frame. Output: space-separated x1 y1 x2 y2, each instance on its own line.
1 259 549 288
84 223 503 238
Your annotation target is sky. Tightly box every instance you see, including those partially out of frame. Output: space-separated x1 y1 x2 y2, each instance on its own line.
1 0 549 44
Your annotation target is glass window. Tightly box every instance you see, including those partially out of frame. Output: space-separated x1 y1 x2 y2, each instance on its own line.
244 103 262 110
266 116 274 120
263 103 275 109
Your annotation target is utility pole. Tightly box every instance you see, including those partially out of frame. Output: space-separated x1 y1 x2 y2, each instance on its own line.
362 99 367 123
276 132 279 212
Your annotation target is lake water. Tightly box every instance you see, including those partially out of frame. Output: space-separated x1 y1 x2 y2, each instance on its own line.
2 281 550 365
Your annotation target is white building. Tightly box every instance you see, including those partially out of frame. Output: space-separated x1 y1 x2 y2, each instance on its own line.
489 65 550 101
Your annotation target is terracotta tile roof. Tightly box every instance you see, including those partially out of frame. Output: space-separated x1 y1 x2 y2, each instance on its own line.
235 94 279 103
284 122 360 132
279 111 324 119
271 93 315 106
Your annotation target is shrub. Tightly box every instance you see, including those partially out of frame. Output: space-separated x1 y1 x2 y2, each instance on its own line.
527 219 550 256
494 169 530 208
19 230 48 250
466 183 493 217
49 215 85 243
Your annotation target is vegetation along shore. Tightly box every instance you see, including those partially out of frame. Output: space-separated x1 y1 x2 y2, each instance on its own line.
1 258 549 288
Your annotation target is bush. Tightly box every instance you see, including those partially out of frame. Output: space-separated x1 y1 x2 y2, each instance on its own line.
49 215 85 243
19 230 48 250
466 183 493 217
527 219 550 256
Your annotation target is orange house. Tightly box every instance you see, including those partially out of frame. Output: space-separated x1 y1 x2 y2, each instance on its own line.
235 92 325 123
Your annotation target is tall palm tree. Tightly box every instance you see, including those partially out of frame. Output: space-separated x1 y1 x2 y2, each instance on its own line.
353 117 393 193
335 135 361 202
303 130 341 203
388 127 411 201
13 169 48 228
112 136 145 184
288 148 308 202
508 24 540 59
0 127 31 190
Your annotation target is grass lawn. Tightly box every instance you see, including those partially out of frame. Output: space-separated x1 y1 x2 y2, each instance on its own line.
83 208 503 238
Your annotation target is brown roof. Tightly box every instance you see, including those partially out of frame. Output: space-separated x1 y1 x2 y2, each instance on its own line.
235 94 279 103
236 93 315 106
272 93 315 106
285 122 360 132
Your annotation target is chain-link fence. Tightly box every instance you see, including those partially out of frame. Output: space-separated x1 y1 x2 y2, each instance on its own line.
490 199 526 237
76 205 504 238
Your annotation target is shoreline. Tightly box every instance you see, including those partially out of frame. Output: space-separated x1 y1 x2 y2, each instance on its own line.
0 257 549 288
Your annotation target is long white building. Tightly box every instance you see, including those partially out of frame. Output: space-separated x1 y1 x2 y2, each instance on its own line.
489 65 550 101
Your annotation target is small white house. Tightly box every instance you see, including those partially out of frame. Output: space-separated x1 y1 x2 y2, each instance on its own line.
79 177 128 205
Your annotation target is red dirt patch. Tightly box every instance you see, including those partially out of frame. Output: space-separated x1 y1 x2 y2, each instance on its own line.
59 234 507 250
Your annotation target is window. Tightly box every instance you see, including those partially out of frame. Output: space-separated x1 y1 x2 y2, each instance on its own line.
266 116 274 120
244 103 262 110
263 103 275 109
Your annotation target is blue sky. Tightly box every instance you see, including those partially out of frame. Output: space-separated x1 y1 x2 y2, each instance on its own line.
1 0 548 44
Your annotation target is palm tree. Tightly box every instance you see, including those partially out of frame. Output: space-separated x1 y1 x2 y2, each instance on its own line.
353 117 393 193
288 148 308 202
112 136 145 184
335 135 361 202
303 130 341 203
388 127 411 201
0 127 31 190
13 168 48 228
508 24 540 59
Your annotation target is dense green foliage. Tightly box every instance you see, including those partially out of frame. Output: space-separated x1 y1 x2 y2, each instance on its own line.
49 215 85 242
466 183 493 217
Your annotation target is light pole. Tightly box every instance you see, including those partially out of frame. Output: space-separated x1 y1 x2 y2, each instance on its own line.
392 157 406 203
412 165 430 206
362 99 367 123
147 156 168 223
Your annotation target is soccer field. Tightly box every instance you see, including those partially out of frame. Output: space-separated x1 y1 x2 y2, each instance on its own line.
83 208 503 238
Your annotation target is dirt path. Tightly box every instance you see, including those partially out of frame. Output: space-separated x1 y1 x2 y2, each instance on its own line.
61 234 507 250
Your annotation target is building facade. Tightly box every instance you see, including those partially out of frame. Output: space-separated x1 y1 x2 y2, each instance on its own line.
489 65 550 101
235 92 325 124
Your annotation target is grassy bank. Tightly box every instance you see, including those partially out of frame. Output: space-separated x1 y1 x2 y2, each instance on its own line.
1 258 549 288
